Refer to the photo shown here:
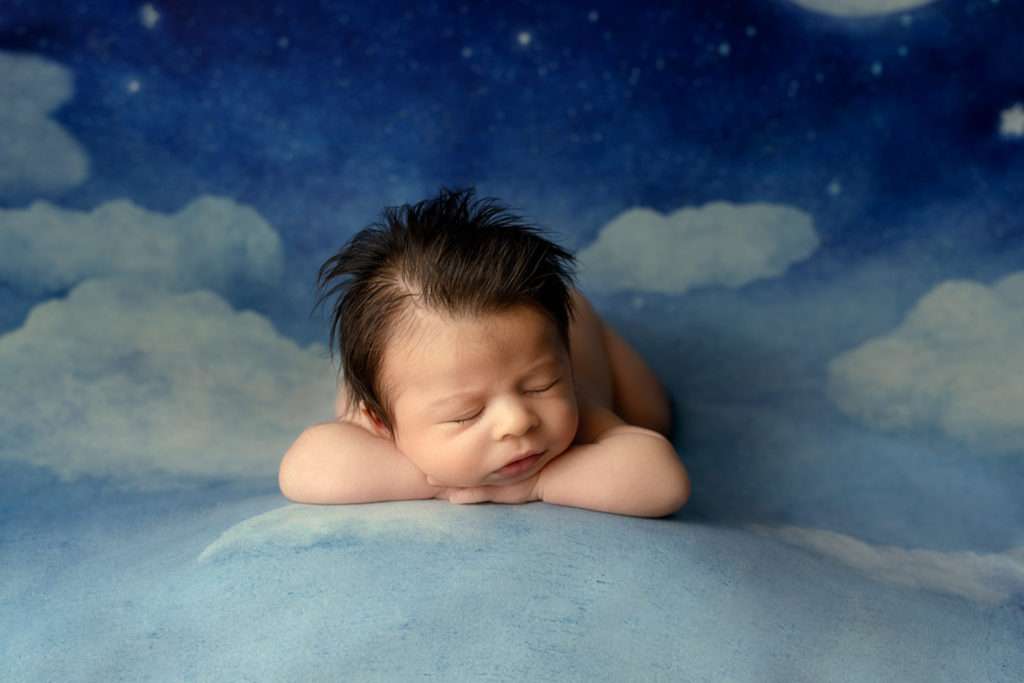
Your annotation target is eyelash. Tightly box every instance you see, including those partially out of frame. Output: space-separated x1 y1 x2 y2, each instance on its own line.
528 378 560 395
450 379 560 424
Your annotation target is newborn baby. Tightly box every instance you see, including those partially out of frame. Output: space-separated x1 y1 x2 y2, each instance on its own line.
279 187 690 517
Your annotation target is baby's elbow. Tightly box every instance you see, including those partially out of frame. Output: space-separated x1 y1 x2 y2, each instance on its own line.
650 444 691 517
665 463 691 515
278 426 321 503
278 441 301 502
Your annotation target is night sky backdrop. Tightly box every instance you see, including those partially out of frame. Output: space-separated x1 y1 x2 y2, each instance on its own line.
2 1 1022 680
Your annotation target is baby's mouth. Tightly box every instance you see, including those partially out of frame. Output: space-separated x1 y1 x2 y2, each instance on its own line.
494 450 545 478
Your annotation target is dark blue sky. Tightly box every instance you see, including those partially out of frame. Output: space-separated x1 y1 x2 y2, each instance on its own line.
3 0 1021 256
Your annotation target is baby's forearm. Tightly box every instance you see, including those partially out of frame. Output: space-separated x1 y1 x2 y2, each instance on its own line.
279 421 438 504
538 426 690 517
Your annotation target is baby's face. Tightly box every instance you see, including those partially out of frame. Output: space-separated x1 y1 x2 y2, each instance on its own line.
380 304 579 487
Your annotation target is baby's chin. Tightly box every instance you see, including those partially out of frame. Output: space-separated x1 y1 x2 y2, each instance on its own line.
481 448 565 486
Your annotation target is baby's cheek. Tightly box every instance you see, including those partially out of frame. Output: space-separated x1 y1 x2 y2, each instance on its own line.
402 442 476 485
556 399 581 445
436 459 485 487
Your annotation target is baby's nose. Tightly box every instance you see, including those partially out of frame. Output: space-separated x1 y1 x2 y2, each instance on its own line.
493 398 538 440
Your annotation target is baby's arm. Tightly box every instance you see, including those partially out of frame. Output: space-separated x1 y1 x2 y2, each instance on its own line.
278 419 439 504
535 401 690 517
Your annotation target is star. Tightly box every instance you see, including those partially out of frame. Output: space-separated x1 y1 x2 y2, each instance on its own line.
517 31 532 47
999 103 1024 139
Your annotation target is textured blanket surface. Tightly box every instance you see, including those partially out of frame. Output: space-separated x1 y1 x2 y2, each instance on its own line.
4 483 1022 681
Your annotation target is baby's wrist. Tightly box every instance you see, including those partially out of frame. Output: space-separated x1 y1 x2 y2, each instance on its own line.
531 468 546 502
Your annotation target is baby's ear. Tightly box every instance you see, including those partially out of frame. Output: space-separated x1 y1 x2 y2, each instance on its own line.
361 405 391 438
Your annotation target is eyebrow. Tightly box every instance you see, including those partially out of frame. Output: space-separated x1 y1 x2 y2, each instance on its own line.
426 357 562 410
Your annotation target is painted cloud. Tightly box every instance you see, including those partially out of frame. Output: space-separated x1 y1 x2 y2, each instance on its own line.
0 51 89 196
999 103 1024 140
577 201 819 294
0 196 284 297
0 192 320 487
827 272 1024 454
0 277 334 486
753 524 1024 605
197 501 472 563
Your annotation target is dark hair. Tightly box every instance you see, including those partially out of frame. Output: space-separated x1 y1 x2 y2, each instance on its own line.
315 186 577 436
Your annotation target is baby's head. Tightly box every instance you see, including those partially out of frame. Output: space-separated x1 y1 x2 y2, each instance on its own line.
317 187 577 444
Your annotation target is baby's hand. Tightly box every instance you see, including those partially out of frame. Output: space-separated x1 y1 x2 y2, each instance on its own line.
429 474 542 506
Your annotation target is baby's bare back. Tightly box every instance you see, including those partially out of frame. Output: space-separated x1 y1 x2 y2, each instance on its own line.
569 290 672 437
567 290 615 411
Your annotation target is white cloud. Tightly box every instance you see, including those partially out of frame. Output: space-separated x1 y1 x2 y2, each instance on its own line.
786 0 938 17
197 501 471 563
999 103 1024 139
752 524 1024 605
577 201 819 294
0 196 284 297
827 272 1024 454
0 51 89 196
0 277 334 486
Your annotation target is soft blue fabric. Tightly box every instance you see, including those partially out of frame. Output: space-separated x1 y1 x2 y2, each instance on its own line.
4 488 1021 681
2 1 1023 680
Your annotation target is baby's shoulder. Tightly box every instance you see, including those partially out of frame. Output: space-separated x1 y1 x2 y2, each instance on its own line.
573 395 626 444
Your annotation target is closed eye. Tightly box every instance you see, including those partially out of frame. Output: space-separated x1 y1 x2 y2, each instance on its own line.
526 378 560 394
450 409 482 425
447 379 560 424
